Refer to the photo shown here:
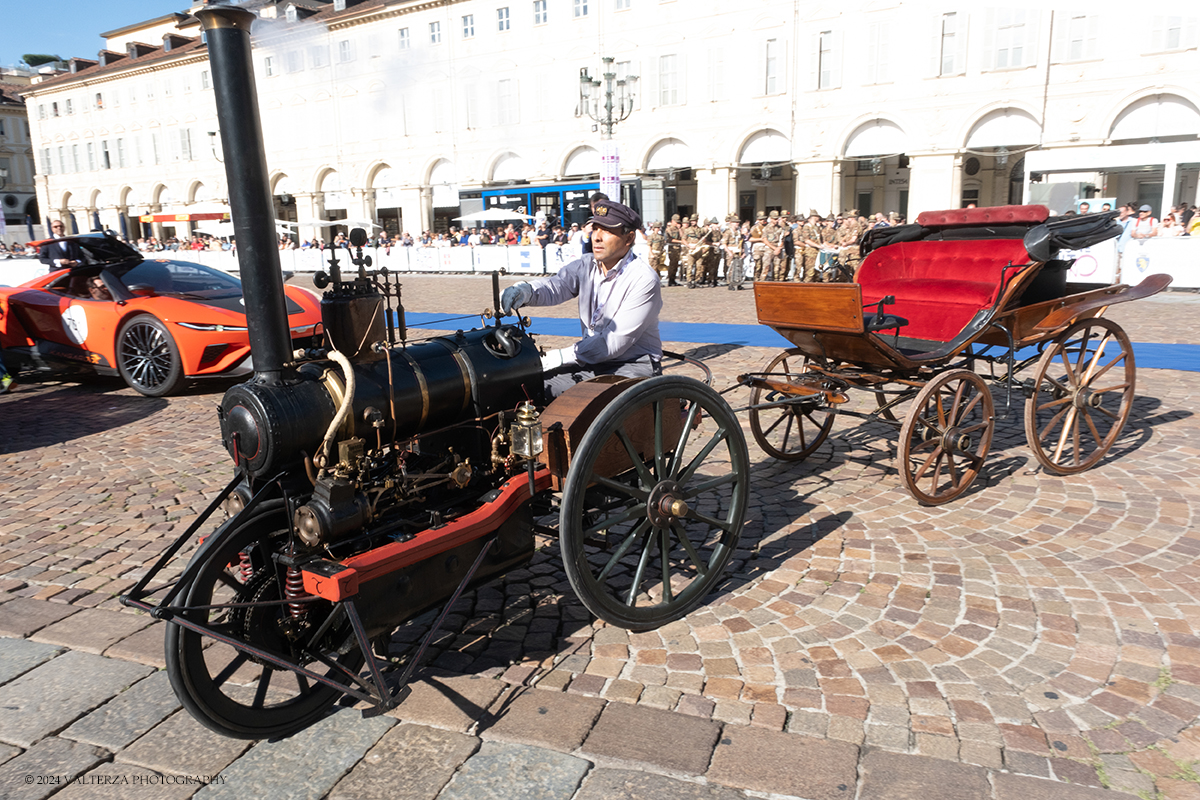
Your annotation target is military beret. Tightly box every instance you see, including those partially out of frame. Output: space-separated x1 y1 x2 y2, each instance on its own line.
589 199 642 231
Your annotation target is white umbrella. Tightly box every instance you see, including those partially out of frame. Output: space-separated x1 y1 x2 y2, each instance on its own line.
454 209 534 223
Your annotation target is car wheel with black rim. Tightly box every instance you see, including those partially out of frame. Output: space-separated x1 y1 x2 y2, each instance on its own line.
117 315 185 396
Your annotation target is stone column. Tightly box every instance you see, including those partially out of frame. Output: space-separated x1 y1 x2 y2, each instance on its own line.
951 154 964 207
831 162 843 216
1161 161 1177 218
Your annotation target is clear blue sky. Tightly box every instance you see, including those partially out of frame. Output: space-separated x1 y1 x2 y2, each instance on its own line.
1 1 185 69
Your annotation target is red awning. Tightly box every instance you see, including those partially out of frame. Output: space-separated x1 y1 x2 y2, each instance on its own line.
139 212 231 223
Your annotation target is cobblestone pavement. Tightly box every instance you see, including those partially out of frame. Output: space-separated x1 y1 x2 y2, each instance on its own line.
1 277 1198 799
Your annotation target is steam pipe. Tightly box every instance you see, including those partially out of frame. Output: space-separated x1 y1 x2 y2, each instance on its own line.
196 4 292 383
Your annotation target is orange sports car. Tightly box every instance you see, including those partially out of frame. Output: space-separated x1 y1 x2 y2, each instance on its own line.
0 232 322 396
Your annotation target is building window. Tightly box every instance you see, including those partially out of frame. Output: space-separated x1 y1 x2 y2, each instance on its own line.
398 27 410 49
430 21 442 44
939 12 960 75
65 98 74 115
286 50 303 72
38 104 46 120
817 31 841 89
311 45 328 68
867 21 889 83
574 0 588 17
338 39 355 62
151 132 161 165
51 102 59 117
1149 16 1198 51
71 144 80 172
497 7 510 31
533 0 547 25
764 38 779 93
39 149 50 175
497 78 517 124
615 0 630 9
86 142 96 171
116 138 126 168
659 54 679 105
264 56 276 76
200 70 211 89
58 147 66 174
991 10 1028 69
286 5 298 22
100 141 111 170
0 119 5 139
1059 15 1099 61
463 14 475 37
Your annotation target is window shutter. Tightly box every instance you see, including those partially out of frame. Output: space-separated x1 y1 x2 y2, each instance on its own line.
706 47 723 102
930 14 945 76
677 53 687 105
955 14 968 74
1085 15 1100 59
1184 17 1198 49
809 32 820 90
829 31 841 89
867 23 879 83
1150 16 1165 51
1024 11 1039 67
982 9 995 70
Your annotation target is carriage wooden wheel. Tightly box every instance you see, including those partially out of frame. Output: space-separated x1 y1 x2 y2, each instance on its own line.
1024 317 1136 475
898 369 995 505
748 349 837 461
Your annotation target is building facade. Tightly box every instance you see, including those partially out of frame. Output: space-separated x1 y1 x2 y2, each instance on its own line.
0 72 38 245
20 1 1200 243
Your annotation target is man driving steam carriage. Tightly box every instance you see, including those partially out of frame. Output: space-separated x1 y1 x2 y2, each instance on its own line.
499 199 663 398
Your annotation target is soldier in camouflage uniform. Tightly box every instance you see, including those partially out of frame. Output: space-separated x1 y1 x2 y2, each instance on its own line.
702 218 722 285
664 213 682 286
817 216 838 279
800 212 822 282
648 221 665 280
762 210 785 282
681 214 708 288
777 214 795 280
749 212 769 282
836 213 862 280
723 214 746 290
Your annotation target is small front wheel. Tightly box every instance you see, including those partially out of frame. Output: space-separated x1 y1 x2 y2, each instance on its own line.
748 349 835 461
898 369 995 505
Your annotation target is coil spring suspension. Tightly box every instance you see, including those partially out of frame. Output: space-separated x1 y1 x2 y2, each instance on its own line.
285 566 308 620
238 550 254 582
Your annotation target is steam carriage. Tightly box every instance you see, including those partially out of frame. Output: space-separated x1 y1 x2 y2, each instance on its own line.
123 6 1172 741
741 204 1171 505
123 5 747 739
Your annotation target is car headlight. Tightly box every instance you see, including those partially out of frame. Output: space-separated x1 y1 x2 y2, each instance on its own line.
176 322 250 332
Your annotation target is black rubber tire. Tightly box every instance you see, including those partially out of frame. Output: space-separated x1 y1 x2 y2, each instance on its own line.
116 315 185 396
559 375 749 631
164 502 363 739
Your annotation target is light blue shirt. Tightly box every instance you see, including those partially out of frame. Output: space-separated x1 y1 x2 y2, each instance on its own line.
526 250 662 366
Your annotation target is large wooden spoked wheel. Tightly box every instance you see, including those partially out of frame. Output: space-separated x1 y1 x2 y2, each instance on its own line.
1024 317 1135 475
164 501 364 739
559 375 749 631
748 349 836 461
898 369 995 505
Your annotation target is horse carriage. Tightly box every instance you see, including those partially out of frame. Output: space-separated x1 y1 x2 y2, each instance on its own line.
741 204 1171 504
123 7 1170 742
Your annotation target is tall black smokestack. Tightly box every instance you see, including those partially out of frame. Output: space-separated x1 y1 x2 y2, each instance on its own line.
196 3 291 384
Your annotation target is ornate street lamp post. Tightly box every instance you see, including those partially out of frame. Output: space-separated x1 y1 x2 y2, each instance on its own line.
579 56 637 200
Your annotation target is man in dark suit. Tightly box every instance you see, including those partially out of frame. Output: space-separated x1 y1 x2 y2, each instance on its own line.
39 220 84 270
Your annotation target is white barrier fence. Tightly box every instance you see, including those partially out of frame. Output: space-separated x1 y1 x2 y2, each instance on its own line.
158 243 654 276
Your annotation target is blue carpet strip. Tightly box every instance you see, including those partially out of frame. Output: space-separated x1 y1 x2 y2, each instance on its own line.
402 312 1200 373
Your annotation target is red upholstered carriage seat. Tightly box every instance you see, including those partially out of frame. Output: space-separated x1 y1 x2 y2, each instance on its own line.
856 239 1032 342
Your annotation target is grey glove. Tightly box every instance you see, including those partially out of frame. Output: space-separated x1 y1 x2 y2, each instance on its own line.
500 282 533 316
